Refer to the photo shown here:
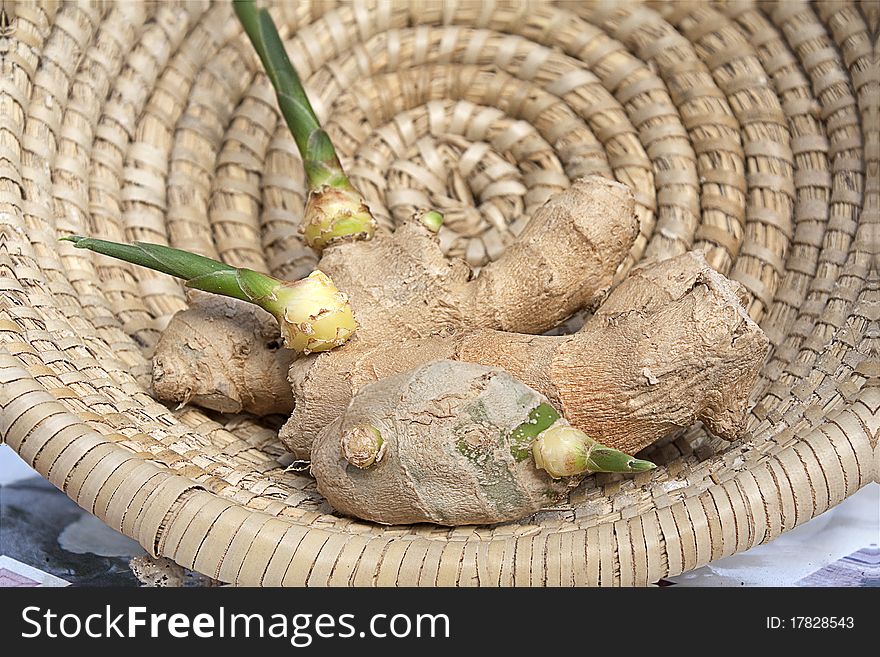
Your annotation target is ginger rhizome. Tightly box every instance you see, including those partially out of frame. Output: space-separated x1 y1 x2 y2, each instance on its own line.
282 249 769 458
310 361 655 526
61 236 361 413
152 293 296 415
140 172 766 461
78 3 771 529
151 176 639 418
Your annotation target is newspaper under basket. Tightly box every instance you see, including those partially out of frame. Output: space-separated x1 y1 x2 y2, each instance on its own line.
1 0 876 586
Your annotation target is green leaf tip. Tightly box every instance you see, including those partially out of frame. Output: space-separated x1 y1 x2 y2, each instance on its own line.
60 236 235 282
624 457 657 472
584 446 657 474
234 0 345 189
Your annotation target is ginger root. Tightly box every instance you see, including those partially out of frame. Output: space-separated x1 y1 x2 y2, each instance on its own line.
311 360 654 526
140 3 771 529
152 292 294 415
283 251 769 457
152 176 638 414
144 175 766 462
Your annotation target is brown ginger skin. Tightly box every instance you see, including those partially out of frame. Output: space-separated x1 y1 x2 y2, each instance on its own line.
310 361 577 526
152 292 294 416
320 176 638 340
282 251 769 457
151 176 638 414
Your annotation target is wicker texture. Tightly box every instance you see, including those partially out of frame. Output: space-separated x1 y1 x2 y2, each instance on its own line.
0 0 876 586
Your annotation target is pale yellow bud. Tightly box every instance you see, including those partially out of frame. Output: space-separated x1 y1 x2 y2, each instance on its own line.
532 424 589 479
274 270 357 353
532 424 656 476
303 186 376 251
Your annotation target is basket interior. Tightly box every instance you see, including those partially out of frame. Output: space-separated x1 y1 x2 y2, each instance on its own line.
0 0 875 585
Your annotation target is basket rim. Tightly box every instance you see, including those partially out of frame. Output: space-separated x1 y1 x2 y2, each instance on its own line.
1 347 875 585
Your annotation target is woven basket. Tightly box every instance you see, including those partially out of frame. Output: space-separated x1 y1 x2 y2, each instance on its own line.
1 0 876 586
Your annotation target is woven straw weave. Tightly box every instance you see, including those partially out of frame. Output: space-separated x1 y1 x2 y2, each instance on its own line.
0 0 877 586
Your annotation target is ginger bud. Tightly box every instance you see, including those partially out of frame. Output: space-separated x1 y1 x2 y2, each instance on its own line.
61 236 357 355
417 210 444 233
341 424 385 469
268 270 357 353
302 186 376 251
234 1 376 253
533 424 656 478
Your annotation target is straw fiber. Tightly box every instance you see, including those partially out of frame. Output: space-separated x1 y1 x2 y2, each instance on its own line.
0 0 877 586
